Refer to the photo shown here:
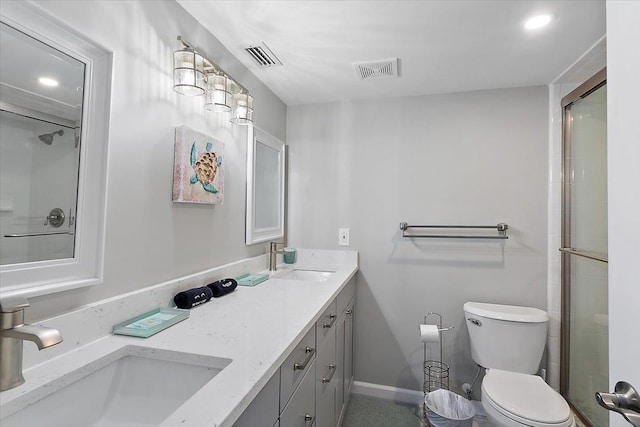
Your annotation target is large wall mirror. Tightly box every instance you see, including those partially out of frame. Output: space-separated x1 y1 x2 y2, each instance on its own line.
0 2 111 298
246 127 285 244
0 21 84 265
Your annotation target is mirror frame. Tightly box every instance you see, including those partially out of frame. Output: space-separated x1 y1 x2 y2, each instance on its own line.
245 126 286 245
0 2 111 298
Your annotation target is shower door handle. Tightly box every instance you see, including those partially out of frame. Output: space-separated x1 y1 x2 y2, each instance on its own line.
595 381 640 426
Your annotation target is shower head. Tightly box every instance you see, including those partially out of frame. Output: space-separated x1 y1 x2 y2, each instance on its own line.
38 129 64 145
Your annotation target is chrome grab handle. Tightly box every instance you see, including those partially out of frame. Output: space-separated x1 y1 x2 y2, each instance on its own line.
322 313 337 329
596 381 640 426
559 247 608 263
304 414 314 425
293 346 315 371
467 318 481 326
322 364 337 384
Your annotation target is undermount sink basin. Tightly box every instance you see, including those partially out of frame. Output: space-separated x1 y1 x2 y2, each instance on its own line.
1 346 231 427
278 269 336 282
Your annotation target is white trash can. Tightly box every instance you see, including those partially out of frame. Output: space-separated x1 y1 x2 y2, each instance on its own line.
424 389 475 427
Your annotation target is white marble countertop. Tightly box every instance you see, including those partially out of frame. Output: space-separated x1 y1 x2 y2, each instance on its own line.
0 249 358 427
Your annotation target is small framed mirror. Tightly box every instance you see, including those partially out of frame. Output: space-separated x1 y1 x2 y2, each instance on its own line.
246 127 285 245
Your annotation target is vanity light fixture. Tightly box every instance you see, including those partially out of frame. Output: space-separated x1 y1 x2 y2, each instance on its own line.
524 14 552 30
174 36 252 125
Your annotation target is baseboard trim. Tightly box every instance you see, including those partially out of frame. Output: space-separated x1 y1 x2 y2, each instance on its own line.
351 381 424 405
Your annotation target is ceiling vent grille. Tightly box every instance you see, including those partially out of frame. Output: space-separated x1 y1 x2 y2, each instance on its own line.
244 43 283 68
353 58 399 80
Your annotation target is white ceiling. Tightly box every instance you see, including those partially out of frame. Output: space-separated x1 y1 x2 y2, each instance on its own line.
181 1 606 106
1 22 85 120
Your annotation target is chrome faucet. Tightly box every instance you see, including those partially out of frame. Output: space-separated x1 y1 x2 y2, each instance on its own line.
1 296 62 391
269 241 286 271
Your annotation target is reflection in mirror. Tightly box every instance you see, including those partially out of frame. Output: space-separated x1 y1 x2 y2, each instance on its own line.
0 22 84 265
254 142 281 229
246 127 285 245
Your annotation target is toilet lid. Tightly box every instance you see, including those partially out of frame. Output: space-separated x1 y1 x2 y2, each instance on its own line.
483 370 571 425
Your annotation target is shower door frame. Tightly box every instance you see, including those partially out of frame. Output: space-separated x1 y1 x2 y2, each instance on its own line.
560 67 607 427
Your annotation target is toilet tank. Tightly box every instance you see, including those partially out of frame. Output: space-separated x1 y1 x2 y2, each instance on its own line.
464 302 549 374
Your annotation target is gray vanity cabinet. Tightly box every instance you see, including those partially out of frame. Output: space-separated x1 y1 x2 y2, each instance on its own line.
233 326 315 427
317 277 356 427
233 277 355 427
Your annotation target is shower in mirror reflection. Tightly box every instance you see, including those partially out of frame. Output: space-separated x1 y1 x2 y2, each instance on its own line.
38 129 64 145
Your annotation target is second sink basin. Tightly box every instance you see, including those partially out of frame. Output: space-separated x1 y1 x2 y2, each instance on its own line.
1 346 231 427
278 269 336 282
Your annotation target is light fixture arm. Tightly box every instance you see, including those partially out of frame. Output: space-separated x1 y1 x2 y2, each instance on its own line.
177 36 249 95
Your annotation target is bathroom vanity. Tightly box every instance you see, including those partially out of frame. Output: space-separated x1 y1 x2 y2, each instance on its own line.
0 249 358 427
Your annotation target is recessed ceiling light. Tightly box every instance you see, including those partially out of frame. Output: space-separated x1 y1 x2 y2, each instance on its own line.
524 14 552 30
38 77 59 87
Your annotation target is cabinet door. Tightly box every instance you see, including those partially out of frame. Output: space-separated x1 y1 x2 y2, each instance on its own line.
336 298 355 426
233 369 280 427
281 360 316 427
335 313 345 426
316 325 336 427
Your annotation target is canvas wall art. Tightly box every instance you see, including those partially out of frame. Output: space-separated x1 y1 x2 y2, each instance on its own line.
172 126 224 204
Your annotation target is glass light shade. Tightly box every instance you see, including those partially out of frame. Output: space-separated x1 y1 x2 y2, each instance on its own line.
231 93 254 125
204 74 232 112
173 49 206 96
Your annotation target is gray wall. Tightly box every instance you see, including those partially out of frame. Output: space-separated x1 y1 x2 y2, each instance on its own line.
23 0 287 321
286 86 549 394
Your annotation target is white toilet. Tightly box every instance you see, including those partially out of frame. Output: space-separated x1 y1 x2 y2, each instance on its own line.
464 302 575 427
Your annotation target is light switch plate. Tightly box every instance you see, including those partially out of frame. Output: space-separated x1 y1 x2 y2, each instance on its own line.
338 228 350 246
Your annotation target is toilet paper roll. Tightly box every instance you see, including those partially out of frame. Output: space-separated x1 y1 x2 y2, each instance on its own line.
419 324 440 343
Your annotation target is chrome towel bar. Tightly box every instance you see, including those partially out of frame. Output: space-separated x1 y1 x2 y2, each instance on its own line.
4 231 74 238
399 222 508 239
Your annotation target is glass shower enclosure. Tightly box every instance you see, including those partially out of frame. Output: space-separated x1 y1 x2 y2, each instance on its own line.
561 69 608 427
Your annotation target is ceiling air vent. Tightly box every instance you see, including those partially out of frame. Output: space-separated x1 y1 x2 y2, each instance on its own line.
244 43 282 68
353 58 399 80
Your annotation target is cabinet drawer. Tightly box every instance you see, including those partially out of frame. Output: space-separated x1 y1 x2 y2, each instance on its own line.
316 299 337 343
280 360 316 427
280 326 316 413
337 277 355 316
233 369 280 427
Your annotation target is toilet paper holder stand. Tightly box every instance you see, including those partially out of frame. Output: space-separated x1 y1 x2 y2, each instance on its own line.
423 312 454 394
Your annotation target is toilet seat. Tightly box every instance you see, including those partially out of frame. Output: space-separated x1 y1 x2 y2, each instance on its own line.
482 369 573 427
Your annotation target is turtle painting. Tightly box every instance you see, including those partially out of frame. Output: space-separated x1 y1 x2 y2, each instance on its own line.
190 142 222 194
173 126 225 204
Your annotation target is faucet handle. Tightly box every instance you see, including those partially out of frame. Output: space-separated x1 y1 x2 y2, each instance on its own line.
0 296 29 313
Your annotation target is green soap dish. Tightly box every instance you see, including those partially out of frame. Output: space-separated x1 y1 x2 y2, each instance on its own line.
113 307 189 338
236 273 269 287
